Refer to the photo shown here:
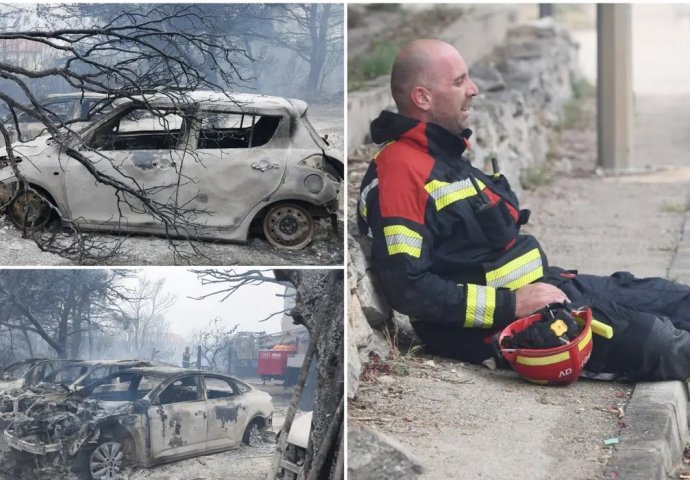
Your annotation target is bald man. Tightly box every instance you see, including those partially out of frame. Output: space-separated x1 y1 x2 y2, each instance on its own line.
357 39 690 382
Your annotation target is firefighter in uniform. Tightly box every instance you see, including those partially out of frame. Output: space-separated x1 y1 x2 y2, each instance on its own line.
358 39 690 382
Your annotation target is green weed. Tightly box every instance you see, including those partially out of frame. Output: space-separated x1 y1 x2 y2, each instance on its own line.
660 201 690 214
521 164 554 190
348 42 399 90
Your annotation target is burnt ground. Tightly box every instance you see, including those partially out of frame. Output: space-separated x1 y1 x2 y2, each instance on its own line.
0 378 299 480
0 103 344 267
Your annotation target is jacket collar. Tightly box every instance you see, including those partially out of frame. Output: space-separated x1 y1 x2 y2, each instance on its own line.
370 110 472 158
424 122 472 159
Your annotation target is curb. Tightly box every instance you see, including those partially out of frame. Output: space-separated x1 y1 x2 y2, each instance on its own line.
605 209 690 479
668 209 690 284
604 381 688 479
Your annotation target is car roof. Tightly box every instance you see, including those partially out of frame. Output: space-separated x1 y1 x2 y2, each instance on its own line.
32 358 80 366
65 359 152 367
2 358 48 371
123 366 202 376
128 91 308 116
120 366 242 380
40 92 110 101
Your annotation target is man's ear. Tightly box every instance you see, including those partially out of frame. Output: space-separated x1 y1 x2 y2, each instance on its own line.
410 86 431 112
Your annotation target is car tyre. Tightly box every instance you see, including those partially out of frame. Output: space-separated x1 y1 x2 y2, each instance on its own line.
7 188 53 230
243 420 263 447
86 438 130 480
262 203 314 249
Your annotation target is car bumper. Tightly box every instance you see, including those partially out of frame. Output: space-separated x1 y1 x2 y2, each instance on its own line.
4 427 60 455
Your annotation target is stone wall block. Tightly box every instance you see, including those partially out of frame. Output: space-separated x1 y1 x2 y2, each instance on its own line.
356 270 391 329
347 328 362 399
348 426 424 480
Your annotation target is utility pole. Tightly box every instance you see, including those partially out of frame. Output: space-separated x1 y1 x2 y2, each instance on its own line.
197 345 202 371
539 4 554 18
597 4 633 172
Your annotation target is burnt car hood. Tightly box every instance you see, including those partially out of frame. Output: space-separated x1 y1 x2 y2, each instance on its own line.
10 394 132 448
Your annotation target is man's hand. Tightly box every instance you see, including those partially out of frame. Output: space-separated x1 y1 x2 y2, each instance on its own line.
514 282 570 318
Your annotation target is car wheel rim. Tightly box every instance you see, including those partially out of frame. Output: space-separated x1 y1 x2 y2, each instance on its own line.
248 424 262 447
9 192 49 227
90 441 124 480
264 204 314 249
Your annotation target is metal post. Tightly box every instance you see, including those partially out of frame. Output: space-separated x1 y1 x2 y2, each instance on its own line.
539 4 554 18
597 4 633 172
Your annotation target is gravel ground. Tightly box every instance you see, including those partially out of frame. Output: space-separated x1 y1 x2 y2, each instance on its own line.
0 103 344 266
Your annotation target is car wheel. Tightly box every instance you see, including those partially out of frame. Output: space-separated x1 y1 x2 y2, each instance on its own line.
243 420 263 447
0 184 13 212
7 189 52 230
262 203 314 249
88 440 126 480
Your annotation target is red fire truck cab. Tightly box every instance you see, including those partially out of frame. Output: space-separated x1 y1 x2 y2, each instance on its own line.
257 346 295 383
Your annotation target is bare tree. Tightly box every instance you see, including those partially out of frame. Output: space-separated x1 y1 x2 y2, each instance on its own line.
0 269 134 358
118 277 176 357
271 4 344 95
192 317 239 372
193 268 343 480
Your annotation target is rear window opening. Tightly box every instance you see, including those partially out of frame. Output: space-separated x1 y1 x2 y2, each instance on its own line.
197 111 280 149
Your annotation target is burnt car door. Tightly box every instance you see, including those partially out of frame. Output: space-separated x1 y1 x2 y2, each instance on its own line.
147 374 208 461
184 109 288 230
62 106 194 229
203 375 251 450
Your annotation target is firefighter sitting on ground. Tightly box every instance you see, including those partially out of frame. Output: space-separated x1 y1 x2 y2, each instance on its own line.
357 39 690 382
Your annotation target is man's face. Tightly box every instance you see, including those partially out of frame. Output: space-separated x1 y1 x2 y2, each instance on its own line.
426 50 479 136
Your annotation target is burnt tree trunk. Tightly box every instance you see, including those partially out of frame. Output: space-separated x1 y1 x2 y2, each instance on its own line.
273 269 343 479
57 274 78 359
305 4 331 94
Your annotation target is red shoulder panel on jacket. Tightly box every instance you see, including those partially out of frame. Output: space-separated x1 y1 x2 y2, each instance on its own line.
375 122 433 224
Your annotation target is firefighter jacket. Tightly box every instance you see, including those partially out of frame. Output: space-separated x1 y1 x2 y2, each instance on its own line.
357 111 548 332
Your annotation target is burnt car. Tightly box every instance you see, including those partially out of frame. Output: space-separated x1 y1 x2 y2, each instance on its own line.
0 359 152 419
5 367 273 479
0 91 343 249
0 358 48 384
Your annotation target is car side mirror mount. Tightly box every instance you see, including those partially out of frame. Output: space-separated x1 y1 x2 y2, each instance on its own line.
132 398 150 414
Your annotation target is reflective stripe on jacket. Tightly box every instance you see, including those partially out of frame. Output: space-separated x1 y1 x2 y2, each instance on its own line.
357 110 548 331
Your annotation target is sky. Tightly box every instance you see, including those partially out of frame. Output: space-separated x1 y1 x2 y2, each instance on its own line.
129 268 289 339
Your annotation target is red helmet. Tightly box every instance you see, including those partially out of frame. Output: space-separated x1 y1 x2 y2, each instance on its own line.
498 305 593 385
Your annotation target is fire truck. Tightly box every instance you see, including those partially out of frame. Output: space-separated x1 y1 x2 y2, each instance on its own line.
257 344 297 383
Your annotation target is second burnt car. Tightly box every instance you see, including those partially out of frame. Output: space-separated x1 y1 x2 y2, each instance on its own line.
0 90 343 249
0 359 153 420
5 367 273 479
0 358 48 391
